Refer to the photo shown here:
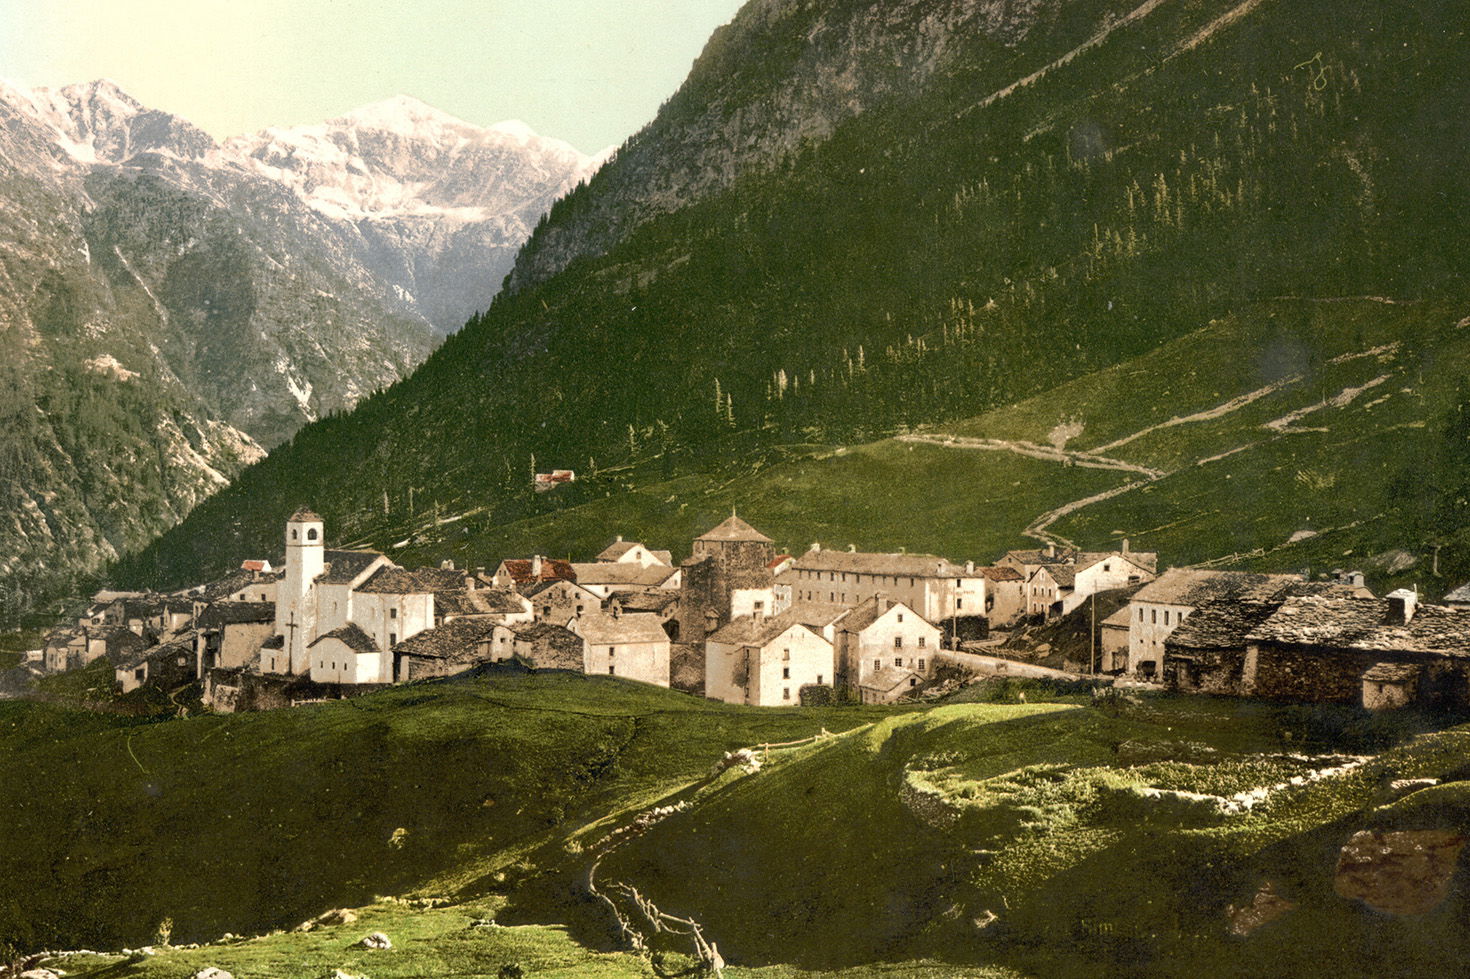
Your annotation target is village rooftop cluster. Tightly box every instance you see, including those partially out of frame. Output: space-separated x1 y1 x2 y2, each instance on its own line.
27 507 1470 713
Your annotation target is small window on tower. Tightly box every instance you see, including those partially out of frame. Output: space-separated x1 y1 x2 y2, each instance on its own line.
307 528 318 541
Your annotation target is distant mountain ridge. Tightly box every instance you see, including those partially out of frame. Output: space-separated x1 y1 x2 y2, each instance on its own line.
0 80 602 611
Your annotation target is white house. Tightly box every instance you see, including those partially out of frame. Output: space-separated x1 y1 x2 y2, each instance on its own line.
596 537 673 567
570 561 681 599
786 545 988 626
571 609 671 686
705 609 835 707
834 596 941 698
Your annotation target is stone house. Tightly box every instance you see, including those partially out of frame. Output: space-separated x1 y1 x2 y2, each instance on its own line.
571 608 671 686
596 537 673 567
511 622 587 671
195 601 275 676
705 608 835 707
833 596 941 696
606 590 681 638
391 617 506 681
1098 605 1133 672
1161 600 1288 695
525 579 602 625
978 566 1027 627
1026 566 1064 619
115 638 193 695
859 666 926 704
676 513 777 644
1123 570 1365 677
494 555 577 591
785 545 988 634
1244 590 1470 707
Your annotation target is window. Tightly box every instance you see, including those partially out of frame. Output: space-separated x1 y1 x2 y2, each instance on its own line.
918 658 926 671
918 637 927 648
543 606 552 616
292 530 298 540
894 657 903 667
608 646 616 656
894 636 903 648
897 613 904 622
390 608 398 619
260 593 267 602
817 675 824 685
782 667 790 679
307 528 318 541
783 648 790 661
1139 607 1144 621
755 600 765 612
389 634 397 646
609 665 616 675
1104 563 1112 572
1151 609 1157 624
874 659 881 672
957 598 964 609
830 592 835 602
1164 610 1170 625
783 687 791 700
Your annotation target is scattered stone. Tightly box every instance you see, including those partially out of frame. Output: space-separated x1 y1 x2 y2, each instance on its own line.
297 908 359 932
1226 880 1297 936
18 970 62 979
972 909 999 930
191 969 234 979
326 971 366 979
467 917 499 929
1334 829 1467 915
353 932 392 950
1387 778 1440 800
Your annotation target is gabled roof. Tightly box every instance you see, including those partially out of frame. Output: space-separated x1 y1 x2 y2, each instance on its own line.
708 609 825 648
1132 569 1307 607
1003 547 1077 567
240 559 273 573
391 618 502 661
861 666 922 694
1247 596 1470 658
1078 550 1159 573
1047 565 1078 588
1101 606 1134 628
571 562 679 588
499 557 577 586
839 596 931 635
355 565 463 595
1165 600 1284 651
980 566 1025 582
794 548 962 578
197 602 275 629
318 549 387 585
290 506 322 521
512 622 585 670
607 590 680 615
524 578 598 599
308 623 377 653
697 514 773 543
197 570 258 603
575 611 669 646
787 601 853 629
437 588 528 617
115 638 192 672
597 538 643 561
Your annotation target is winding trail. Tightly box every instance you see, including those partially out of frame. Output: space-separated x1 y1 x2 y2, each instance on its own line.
898 433 1164 478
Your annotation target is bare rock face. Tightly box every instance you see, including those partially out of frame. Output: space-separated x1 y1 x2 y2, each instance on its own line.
1226 880 1296 936
1334 829 1467 915
353 931 393 950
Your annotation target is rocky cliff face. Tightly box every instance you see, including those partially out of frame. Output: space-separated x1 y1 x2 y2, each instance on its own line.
0 81 601 609
506 0 1062 290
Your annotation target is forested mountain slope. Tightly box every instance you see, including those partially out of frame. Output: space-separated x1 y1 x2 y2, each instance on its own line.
120 0 1470 592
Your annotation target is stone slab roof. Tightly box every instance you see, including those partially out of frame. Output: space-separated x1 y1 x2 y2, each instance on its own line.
1133 569 1308 607
1248 596 1470 658
116 637 192 672
861 666 922 694
1101 605 1134 629
392 618 501 661
571 562 678 588
697 514 773 543
318 549 386 585
308 623 377 653
1362 662 1422 683
980 566 1025 582
794 549 962 578
1165 600 1284 651
608 590 680 615
708 609 824 647
576 611 669 646
1442 582 1470 604
437 588 528 617
512 623 585 670
197 602 275 629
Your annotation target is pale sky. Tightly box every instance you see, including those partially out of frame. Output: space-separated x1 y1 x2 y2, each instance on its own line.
0 0 749 154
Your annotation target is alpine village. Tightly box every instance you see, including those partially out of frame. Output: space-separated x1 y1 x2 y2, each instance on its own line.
3 1 1470 978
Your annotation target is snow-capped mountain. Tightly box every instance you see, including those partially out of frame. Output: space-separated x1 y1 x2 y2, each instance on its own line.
0 79 604 608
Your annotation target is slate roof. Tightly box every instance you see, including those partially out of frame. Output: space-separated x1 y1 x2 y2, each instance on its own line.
861 666 922 694
318 550 386 585
794 549 965 578
1442 582 1470 604
437 588 528 617
1132 570 1307 607
1101 606 1134 629
308 623 378 653
1003 548 1078 567
500 557 577 586
197 602 275 629
290 506 322 521
980 566 1025 582
571 562 678 588
597 539 642 561
261 634 284 649
1165 601 1284 651
512 622 585 670
607 590 680 615
1047 565 1079 588
788 601 854 629
708 609 824 647
1362 662 1422 683
696 514 773 543
1247 597 1470 658
357 566 441 594
116 637 192 672
391 618 501 661
575 611 669 646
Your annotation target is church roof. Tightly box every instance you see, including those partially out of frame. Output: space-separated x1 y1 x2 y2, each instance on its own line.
317 550 386 585
290 506 322 522
697 513 773 543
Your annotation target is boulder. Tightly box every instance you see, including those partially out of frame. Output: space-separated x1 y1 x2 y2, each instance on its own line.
1226 880 1296 936
354 931 392 950
1334 829 1467 915
191 969 235 979
296 908 359 932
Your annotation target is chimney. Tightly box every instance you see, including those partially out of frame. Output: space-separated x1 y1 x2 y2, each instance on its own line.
848 543 857 553
531 554 543 578
440 559 455 571
965 560 975 575
616 534 624 542
810 541 821 552
1046 542 1056 558
464 573 476 592
1386 588 1417 624
1121 538 1130 555
1350 571 1365 588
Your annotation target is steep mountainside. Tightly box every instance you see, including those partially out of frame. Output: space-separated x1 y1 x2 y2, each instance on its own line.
122 0 1470 594
0 81 600 611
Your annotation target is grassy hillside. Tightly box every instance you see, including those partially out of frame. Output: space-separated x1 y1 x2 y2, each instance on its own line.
5 675 1467 978
114 0 1470 596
